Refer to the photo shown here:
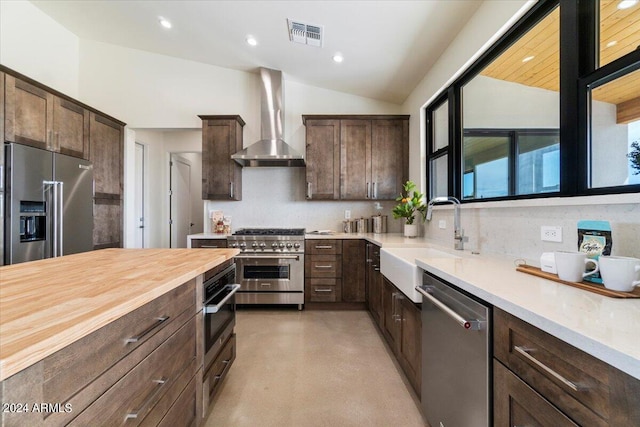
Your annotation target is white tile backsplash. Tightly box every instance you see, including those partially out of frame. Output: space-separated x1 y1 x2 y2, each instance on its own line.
423 199 640 263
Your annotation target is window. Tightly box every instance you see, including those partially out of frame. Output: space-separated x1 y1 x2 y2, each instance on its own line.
425 0 640 201
462 130 559 199
426 95 451 198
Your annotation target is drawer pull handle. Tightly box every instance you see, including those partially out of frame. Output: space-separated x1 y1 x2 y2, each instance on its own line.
314 265 333 269
314 288 333 292
199 245 219 248
125 377 168 419
315 245 333 249
125 316 169 344
513 346 581 392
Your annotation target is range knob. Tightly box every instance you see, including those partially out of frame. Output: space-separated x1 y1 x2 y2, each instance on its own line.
239 243 246 249
259 242 266 248
286 243 293 248
252 242 258 248
230 243 238 248
279 243 285 248
271 243 278 249
293 243 301 249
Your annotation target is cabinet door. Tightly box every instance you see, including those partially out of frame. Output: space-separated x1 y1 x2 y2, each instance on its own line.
494 360 578 427
93 199 122 249
54 97 89 159
399 296 421 395
305 119 340 199
4 74 53 150
201 118 243 201
342 240 366 302
89 112 123 249
371 119 408 200
382 278 401 351
340 120 371 199
368 263 383 327
90 112 123 198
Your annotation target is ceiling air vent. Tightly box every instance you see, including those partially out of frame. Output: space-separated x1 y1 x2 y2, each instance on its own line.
287 19 323 47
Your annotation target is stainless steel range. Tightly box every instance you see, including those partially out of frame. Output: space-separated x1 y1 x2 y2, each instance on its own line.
228 228 305 309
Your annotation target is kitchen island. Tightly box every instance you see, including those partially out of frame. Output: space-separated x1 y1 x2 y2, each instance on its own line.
0 248 238 426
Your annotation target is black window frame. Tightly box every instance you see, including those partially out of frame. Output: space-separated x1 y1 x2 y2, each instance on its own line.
425 0 640 202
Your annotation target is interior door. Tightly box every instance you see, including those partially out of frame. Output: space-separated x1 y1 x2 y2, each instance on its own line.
134 142 145 248
170 155 191 248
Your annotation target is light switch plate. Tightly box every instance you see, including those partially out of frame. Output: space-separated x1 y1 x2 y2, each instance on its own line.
541 225 562 242
345 210 351 219
438 220 447 229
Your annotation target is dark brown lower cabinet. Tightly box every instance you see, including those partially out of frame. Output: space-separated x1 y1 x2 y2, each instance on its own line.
494 308 640 426
342 240 366 302
366 243 383 326
494 360 578 426
379 277 421 396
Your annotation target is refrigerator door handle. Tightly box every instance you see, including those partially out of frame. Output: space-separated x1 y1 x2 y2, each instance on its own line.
57 181 64 256
43 181 55 259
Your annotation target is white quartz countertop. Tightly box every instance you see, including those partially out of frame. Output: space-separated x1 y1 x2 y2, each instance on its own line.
404 247 640 381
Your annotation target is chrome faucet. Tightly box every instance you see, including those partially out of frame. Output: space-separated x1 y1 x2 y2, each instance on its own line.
426 196 467 250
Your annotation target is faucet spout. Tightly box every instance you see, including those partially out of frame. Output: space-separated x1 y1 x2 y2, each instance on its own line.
426 196 466 250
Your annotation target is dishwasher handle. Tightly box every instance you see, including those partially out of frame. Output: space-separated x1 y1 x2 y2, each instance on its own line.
416 286 483 331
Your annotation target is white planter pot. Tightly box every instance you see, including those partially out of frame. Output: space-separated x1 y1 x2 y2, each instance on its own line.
403 223 419 238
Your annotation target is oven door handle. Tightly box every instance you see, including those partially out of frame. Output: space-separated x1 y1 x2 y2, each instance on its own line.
235 255 300 260
204 284 241 314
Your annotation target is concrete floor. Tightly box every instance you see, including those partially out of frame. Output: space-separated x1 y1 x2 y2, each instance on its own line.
204 309 427 427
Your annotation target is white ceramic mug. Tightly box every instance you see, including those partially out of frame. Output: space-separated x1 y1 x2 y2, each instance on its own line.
554 251 599 282
599 256 640 292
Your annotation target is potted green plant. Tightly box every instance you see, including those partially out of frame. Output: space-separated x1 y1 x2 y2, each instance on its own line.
392 180 427 238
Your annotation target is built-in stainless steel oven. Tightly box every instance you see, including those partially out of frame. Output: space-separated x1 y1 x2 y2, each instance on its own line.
202 263 240 385
228 228 305 309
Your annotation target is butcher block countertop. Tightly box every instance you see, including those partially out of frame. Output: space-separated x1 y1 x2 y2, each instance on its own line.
0 248 238 382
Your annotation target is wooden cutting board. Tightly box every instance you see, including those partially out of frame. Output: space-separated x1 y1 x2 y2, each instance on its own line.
516 264 640 298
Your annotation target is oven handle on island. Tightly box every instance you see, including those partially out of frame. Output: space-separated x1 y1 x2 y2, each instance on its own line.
204 284 241 314
235 254 300 260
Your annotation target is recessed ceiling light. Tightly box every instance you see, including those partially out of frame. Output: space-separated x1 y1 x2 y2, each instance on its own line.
246 35 258 46
158 17 172 29
606 40 618 48
332 53 344 63
617 0 638 10
522 55 535 63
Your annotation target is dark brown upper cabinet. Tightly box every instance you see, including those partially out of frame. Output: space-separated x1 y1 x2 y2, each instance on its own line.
199 115 244 201
303 115 409 201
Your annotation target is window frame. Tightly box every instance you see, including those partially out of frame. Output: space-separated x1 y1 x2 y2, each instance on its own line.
425 0 640 202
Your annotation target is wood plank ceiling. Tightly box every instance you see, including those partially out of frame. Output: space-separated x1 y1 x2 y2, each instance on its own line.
480 1 640 123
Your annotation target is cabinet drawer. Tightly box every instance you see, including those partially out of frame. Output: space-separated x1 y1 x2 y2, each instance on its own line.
69 315 197 426
494 360 578 426
305 255 342 277
203 334 236 410
494 308 640 426
191 239 228 248
306 240 342 255
306 278 341 302
157 375 198 427
140 357 198 427
44 280 196 410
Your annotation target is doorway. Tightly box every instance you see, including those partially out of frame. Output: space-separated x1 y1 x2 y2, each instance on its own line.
169 154 193 248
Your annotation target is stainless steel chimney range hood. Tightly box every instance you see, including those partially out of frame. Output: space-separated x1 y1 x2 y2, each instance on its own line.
231 68 305 167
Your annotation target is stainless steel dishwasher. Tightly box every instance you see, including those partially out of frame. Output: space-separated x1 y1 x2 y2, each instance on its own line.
416 272 491 427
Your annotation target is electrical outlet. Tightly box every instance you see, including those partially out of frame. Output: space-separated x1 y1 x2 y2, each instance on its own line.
345 210 351 219
541 225 563 242
438 220 447 229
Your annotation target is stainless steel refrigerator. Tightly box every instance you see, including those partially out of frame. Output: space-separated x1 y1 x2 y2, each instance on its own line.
3 143 94 265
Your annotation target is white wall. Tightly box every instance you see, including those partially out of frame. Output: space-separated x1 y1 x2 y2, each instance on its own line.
0 0 79 97
401 0 640 260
